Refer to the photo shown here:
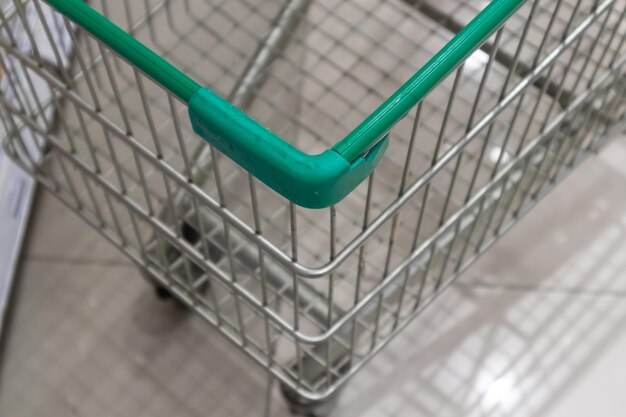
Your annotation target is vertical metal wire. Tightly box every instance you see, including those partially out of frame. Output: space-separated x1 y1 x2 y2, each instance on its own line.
189 195 211 267
516 12 620 221
143 0 158 42
288 202 304 386
586 4 625 85
2 110 42 176
247 171 274 367
197 131 248 345
14 53 51 134
498 84 606 240
263 374 275 417
134 69 163 157
491 1 543 174
0 52 49 179
511 0 568 155
128 205 149 262
588 80 626 153
32 0 72 84
411 64 465 297
0 50 34 118
97 0 122 73
474 8 608 252
133 151 155 216
48 98 82 207
540 6 586 128
468 37 561 262
567 3 615 98
445 27 507 275
123 0 134 32
436 63 467 226
81 27 103 88
607 16 626 66
325 205 336 387
102 185 127 247
73 104 101 172
63 17 102 111
0 4 18 46
97 43 132 135
12 0 42 64
223 222 248 346
168 94 193 181
350 172 375 365
562 86 613 170
80 171 106 229
391 102 423 329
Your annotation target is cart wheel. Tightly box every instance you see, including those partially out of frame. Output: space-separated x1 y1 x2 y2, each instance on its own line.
155 285 174 300
153 280 210 305
153 285 188 310
280 382 339 417
181 221 224 263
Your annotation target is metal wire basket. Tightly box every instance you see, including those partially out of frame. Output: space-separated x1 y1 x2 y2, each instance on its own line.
1 0 625 415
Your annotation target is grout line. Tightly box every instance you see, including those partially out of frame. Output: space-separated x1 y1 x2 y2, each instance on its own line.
22 255 135 268
454 279 626 298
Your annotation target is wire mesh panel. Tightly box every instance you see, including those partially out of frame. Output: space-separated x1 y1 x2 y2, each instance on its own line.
1 0 625 407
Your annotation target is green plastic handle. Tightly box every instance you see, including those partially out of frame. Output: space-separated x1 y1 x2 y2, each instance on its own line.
334 0 525 161
45 0 524 208
189 88 389 208
46 0 201 102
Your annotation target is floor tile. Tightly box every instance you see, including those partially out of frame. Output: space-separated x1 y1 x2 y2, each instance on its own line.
2 99 626 417
336 285 626 417
464 137 626 294
21 190 131 265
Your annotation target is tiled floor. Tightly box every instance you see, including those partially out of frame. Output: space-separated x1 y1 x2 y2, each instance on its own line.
2 133 626 417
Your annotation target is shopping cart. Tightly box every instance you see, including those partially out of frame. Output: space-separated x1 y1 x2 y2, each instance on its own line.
1 0 625 415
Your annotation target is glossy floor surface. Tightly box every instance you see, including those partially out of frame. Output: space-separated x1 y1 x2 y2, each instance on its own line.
1 134 625 417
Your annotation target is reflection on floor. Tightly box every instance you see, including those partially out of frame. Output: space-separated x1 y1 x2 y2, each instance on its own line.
1 137 626 417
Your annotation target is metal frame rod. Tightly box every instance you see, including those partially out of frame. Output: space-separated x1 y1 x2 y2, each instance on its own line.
182 0 312 187
401 0 573 105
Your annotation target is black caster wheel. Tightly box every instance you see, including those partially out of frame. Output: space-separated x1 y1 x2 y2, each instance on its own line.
153 280 210 307
152 284 189 310
181 221 224 263
280 382 340 417
154 285 175 300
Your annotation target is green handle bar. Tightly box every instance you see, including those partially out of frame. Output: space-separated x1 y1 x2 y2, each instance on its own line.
46 0 524 208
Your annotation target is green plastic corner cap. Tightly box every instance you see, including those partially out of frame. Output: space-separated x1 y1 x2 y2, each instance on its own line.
189 88 388 209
